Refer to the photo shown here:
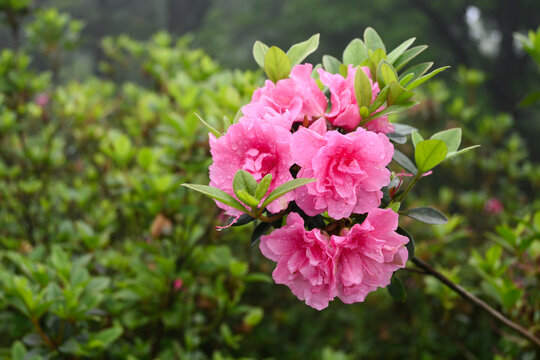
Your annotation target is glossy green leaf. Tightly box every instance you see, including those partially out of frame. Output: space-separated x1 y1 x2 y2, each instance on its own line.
393 45 428 71
236 189 260 208
387 37 416 64
194 113 222 138
369 100 419 119
406 66 450 90
411 130 424 147
377 60 398 88
264 46 291 83
254 174 273 200
233 170 257 197
415 139 447 173
364 27 386 53
368 48 386 79
392 149 418 175
399 62 433 83
368 85 390 114
181 183 248 214
403 206 448 225
446 145 481 159
253 40 269 69
322 55 342 74
387 81 412 106
354 66 372 108
386 132 406 144
228 213 255 227
342 38 368 66
392 123 418 136
398 73 415 86
261 178 316 210
287 34 320 66
431 128 462 154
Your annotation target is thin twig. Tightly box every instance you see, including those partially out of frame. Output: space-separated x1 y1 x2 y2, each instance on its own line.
404 266 428 274
30 318 57 350
411 256 540 349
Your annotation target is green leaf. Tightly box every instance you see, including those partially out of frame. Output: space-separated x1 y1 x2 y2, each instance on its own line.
252 41 269 69
364 27 386 53
233 170 258 197
387 81 412 106
264 46 291 83
446 145 480 159
386 132 406 144
181 184 248 214
227 214 255 227
393 45 428 71
392 123 418 136
411 131 424 147
415 139 447 173
261 178 316 210
222 115 232 130
403 207 448 225
339 64 349 77
91 326 123 348
236 189 260 208
194 113 222 138
322 55 342 74
232 108 243 123
287 34 320 66
387 37 416 64
11 341 26 360
400 61 433 80
430 128 462 154
518 90 540 107
377 60 398 88
398 73 415 86
368 48 387 80
387 274 406 302
406 66 450 90
392 149 418 175
254 174 272 200
397 227 415 260
368 85 390 114
369 100 419 119
354 66 372 108
343 38 368 66
251 221 273 246
387 123 417 144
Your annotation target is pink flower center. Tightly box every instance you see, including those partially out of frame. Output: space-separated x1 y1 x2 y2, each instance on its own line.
242 148 278 181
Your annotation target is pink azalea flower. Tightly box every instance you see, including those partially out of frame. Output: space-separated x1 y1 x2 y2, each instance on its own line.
209 118 294 215
259 212 335 310
173 278 183 291
331 208 409 304
291 126 394 219
241 64 327 129
318 65 393 133
484 197 503 214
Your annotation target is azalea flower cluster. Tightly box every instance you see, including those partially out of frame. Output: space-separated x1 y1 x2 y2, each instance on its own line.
208 63 409 310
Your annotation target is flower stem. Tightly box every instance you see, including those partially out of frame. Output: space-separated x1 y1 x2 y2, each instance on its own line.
396 173 421 203
30 317 57 350
411 256 540 348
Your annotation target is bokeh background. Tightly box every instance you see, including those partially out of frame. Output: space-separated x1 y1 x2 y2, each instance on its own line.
0 1 539 359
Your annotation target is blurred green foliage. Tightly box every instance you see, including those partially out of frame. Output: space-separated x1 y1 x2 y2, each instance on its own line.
0 3 538 360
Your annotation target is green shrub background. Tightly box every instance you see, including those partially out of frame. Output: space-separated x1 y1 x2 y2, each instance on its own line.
0 1 539 359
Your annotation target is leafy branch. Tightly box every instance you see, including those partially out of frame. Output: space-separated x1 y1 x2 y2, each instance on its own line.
411 256 540 349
